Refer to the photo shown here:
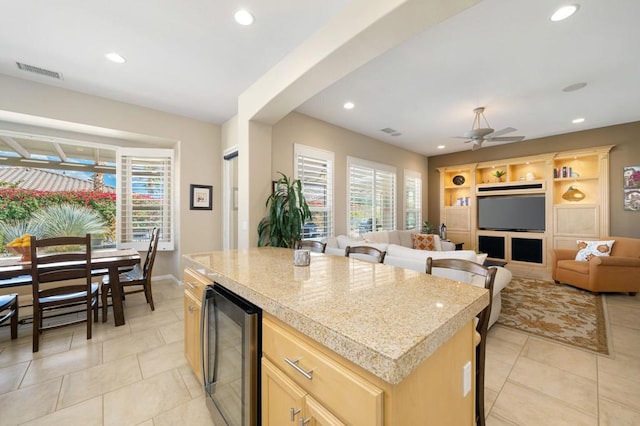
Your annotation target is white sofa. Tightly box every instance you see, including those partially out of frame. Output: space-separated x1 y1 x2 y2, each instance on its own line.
323 230 511 328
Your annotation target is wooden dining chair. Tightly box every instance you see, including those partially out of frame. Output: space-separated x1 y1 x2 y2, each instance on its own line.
425 257 496 426
345 245 386 263
30 234 99 352
294 240 327 253
0 293 19 339
101 227 160 322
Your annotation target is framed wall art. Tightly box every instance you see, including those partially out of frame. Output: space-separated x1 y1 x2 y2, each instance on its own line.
623 166 640 211
190 184 213 210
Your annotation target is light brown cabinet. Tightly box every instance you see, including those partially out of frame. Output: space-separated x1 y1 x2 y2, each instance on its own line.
262 358 345 426
438 146 613 278
183 268 211 381
438 164 475 248
262 315 382 425
262 313 476 425
551 146 613 250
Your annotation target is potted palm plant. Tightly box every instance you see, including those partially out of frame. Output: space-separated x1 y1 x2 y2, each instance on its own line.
257 172 312 248
492 170 506 182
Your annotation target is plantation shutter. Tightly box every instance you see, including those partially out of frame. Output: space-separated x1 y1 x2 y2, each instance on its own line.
347 157 396 237
117 148 174 251
404 170 422 230
294 145 334 239
376 169 395 232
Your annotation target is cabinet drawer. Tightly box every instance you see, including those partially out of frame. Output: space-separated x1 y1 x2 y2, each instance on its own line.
183 268 211 301
263 317 383 426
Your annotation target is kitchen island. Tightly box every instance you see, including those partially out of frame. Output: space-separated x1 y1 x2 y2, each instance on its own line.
184 247 488 425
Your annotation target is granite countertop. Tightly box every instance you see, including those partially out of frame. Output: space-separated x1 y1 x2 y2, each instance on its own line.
183 247 488 385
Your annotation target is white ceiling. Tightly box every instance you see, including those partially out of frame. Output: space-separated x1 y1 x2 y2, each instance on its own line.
1 0 639 157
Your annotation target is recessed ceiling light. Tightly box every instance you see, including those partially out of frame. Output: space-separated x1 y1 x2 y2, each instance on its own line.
105 52 126 64
234 9 254 26
572 117 585 124
437 145 445 149
551 4 579 22
343 102 355 110
562 82 587 92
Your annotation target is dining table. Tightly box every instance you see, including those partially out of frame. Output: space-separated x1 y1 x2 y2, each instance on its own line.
0 248 141 327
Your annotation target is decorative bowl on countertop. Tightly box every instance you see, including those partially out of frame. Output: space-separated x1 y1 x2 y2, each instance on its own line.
6 245 31 262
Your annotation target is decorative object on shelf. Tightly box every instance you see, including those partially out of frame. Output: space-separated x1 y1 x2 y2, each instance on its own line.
258 172 311 248
492 170 506 182
190 184 213 210
562 185 586 201
525 172 536 181
439 223 447 240
452 175 465 186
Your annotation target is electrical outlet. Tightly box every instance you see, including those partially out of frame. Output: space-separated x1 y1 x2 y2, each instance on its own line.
463 361 472 397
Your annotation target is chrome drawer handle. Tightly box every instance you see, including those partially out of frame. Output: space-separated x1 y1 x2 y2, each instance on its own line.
186 282 196 289
300 417 310 426
290 407 301 422
188 305 196 313
284 357 313 380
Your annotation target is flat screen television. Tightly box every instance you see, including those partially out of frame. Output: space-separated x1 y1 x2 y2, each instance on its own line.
477 195 545 232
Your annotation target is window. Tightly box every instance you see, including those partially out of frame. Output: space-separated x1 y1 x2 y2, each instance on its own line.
117 148 174 251
404 170 422 230
294 144 334 239
347 157 396 237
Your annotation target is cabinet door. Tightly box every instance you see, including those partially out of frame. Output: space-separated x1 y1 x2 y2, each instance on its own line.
183 290 202 381
302 395 346 426
262 358 306 425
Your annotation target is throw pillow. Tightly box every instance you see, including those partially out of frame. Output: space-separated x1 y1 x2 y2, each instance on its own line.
575 240 615 262
412 234 437 251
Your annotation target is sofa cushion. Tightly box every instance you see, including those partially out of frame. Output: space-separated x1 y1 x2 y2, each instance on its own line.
336 235 363 249
558 259 590 274
363 230 401 245
426 251 479 282
386 243 430 261
575 239 615 261
347 242 389 252
412 234 438 251
470 266 511 295
398 230 415 248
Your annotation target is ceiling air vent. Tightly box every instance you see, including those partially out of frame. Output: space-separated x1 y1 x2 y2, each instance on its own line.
16 62 63 80
380 128 401 137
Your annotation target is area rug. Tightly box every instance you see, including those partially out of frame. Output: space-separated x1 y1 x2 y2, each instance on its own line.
496 276 610 355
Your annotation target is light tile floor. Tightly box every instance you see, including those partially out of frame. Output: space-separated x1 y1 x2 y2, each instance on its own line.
1 278 639 425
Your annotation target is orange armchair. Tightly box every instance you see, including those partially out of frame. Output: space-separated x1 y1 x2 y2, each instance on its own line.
552 236 640 295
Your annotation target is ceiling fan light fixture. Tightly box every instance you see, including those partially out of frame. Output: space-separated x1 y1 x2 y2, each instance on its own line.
551 4 579 22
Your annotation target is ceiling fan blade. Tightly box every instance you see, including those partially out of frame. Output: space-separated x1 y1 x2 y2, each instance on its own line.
487 127 517 138
487 136 525 142
471 141 483 151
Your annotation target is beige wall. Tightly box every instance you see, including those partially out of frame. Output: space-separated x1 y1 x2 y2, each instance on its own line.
0 74 222 279
427 121 640 239
272 112 430 235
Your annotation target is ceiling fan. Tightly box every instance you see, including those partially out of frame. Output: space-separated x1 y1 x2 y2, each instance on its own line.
455 107 525 150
